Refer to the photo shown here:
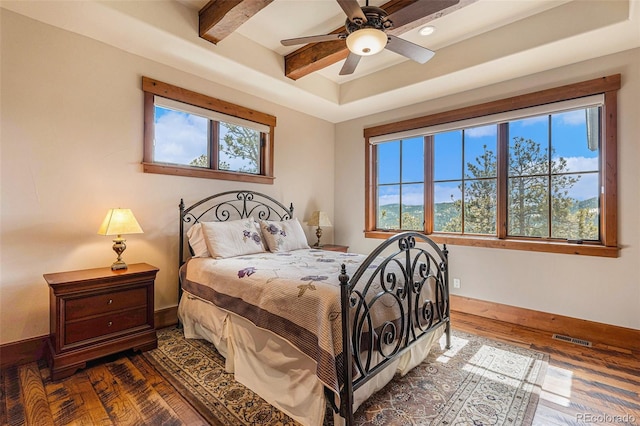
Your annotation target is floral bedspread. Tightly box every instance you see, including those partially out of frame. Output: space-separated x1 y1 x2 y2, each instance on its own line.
181 248 372 394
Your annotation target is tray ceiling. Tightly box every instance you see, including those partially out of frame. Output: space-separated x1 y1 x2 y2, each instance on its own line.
2 0 638 123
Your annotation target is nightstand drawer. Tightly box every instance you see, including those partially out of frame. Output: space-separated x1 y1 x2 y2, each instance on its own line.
65 307 149 345
65 287 147 321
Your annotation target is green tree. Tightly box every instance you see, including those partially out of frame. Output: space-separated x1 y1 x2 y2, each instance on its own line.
189 154 208 168
189 154 230 170
220 123 260 173
508 137 579 237
441 136 595 239
440 145 496 234
463 145 497 234
402 210 423 231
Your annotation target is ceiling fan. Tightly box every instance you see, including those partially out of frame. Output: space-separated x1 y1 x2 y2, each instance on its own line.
280 0 459 75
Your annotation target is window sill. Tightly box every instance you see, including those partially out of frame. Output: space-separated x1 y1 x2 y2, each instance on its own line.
143 163 275 185
364 230 619 258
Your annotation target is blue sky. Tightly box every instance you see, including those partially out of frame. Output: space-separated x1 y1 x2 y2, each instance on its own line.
154 107 256 171
378 107 600 206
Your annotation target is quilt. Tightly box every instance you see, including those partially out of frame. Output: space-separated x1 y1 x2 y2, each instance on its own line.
181 248 375 394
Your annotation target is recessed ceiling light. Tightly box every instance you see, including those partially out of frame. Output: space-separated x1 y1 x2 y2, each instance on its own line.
419 25 436 36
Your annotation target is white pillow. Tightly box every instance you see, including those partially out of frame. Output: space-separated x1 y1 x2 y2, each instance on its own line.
186 223 210 258
260 218 310 252
201 218 266 259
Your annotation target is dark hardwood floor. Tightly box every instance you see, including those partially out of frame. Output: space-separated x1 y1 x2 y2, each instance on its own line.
2 312 639 425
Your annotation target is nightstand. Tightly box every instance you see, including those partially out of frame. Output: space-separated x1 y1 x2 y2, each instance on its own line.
44 263 158 380
318 244 349 253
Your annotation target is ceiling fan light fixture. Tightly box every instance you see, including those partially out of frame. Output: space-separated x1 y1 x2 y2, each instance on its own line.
346 28 387 56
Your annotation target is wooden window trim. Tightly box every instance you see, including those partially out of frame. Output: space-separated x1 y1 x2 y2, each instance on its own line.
364 75 620 257
142 76 276 184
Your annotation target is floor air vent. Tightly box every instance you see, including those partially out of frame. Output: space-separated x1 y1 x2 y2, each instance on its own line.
552 334 592 347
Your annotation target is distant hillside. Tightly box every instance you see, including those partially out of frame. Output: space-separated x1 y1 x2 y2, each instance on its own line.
378 197 598 230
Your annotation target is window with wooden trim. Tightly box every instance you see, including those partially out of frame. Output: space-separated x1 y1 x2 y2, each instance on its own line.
142 77 276 184
365 75 620 257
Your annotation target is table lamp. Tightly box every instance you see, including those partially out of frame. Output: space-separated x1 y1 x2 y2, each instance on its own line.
97 208 143 270
306 211 332 248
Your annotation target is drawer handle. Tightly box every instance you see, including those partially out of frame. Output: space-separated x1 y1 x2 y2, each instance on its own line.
108 321 113 327
108 299 113 305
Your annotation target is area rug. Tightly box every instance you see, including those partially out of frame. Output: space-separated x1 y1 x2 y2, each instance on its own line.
143 327 548 426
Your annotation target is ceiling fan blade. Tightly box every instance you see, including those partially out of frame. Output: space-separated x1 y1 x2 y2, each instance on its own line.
339 52 362 75
337 0 367 23
281 33 344 46
387 0 460 29
385 35 435 64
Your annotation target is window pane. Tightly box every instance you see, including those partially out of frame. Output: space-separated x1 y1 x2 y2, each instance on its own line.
551 108 600 173
154 106 208 167
377 185 400 229
219 122 260 174
434 131 462 181
464 179 497 234
551 172 599 240
508 176 549 237
464 126 497 179
434 182 462 233
402 137 424 183
401 183 424 230
508 117 549 176
378 141 400 184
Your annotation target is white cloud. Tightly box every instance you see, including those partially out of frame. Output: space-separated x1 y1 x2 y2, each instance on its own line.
560 172 599 201
561 156 599 173
377 187 424 206
556 110 585 126
434 183 461 204
154 111 208 165
518 116 547 126
465 125 496 138
378 193 399 206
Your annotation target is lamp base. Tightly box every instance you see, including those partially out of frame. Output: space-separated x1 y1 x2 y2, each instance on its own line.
314 226 323 248
111 260 128 270
111 236 128 270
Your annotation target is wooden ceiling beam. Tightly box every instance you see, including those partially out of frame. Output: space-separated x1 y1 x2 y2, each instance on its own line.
284 0 474 80
199 0 273 44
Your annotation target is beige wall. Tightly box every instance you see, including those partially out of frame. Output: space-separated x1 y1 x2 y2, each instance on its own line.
0 11 335 344
2 10 638 346
335 48 640 330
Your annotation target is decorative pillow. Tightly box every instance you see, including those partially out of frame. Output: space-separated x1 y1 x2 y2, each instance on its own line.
201 218 266 259
260 218 310 252
186 223 211 258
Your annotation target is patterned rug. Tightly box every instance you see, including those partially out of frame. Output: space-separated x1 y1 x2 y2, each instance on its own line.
143 327 548 426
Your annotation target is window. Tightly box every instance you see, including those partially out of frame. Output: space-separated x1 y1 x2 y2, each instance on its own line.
365 75 620 257
142 77 275 184
377 137 425 231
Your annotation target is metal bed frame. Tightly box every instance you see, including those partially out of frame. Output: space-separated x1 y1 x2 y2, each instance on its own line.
178 190 451 425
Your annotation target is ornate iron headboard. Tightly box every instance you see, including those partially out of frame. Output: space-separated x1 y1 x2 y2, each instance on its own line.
179 190 294 265
178 190 294 300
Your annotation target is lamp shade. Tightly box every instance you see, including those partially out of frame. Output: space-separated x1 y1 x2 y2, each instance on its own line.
346 28 388 56
306 211 332 227
97 209 143 236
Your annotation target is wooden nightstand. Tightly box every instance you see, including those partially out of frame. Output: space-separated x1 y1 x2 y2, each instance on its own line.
318 244 349 253
44 263 158 380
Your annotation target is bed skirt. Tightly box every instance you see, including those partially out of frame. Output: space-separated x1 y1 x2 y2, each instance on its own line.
178 292 445 426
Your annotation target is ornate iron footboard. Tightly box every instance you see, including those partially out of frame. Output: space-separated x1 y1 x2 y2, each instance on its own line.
338 232 451 425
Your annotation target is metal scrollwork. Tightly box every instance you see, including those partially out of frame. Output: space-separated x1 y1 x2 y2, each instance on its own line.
178 190 295 308
340 231 451 418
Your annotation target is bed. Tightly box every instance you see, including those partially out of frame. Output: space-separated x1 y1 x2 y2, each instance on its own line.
177 190 451 426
